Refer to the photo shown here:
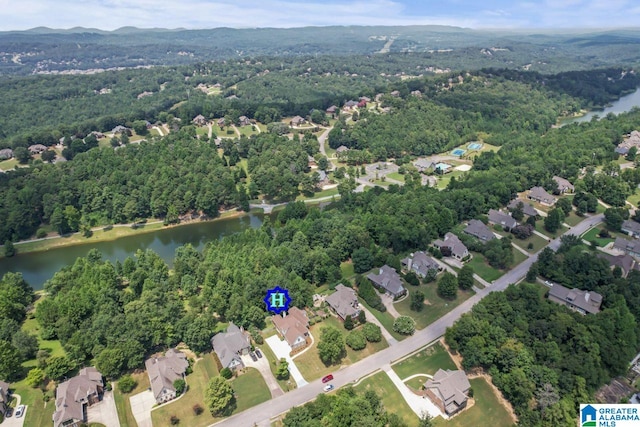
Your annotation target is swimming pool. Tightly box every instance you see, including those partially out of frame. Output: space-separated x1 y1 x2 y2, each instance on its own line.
468 142 483 150
451 148 466 156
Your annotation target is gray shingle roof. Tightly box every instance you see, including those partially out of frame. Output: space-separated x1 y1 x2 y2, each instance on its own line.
145 349 189 402
552 176 574 192
325 284 360 319
425 369 470 414
528 186 556 205
367 265 406 297
622 220 640 236
433 232 468 259
548 284 602 314
401 251 439 277
464 219 496 241
211 323 251 369
487 209 517 229
508 199 538 217
53 367 103 427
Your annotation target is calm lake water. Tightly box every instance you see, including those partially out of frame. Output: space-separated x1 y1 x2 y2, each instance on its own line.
0 214 264 290
561 88 640 125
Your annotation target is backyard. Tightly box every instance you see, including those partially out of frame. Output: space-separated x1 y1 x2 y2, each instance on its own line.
354 371 418 427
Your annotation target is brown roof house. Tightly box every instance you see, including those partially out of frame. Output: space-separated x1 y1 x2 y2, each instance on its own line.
487 209 517 231
367 265 406 299
325 284 361 321
0 380 9 415
211 323 251 371
508 199 538 217
326 105 338 115
548 284 602 315
424 369 471 416
290 115 306 126
463 219 496 242
28 144 48 154
401 251 441 278
434 233 469 260
528 186 556 206
217 117 226 127
622 220 640 238
272 307 310 352
238 116 251 127
192 114 207 126
552 176 574 194
336 145 349 156
145 348 189 404
53 367 103 427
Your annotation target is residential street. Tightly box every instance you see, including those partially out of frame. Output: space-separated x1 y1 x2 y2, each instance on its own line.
211 214 603 427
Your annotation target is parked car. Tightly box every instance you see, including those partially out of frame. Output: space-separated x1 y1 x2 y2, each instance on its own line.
15 405 25 418
250 351 258 362
255 348 263 358
322 374 334 383
324 384 335 392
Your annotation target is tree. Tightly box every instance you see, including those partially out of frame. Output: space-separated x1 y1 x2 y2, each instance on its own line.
343 315 354 330
404 271 420 286
12 330 38 360
317 326 345 365
357 310 367 324
393 316 416 335
526 262 539 282
118 375 137 393
458 265 474 290
95 347 126 378
41 149 56 162
363 323 382 342
44 356 76 381
556 198 572 217
205 376 235 416
410 290 425 312
345 330 367 350
627 146 638 161
26 367 45 388
220 367 233 379
424 268 438 283
352 247 373 274
604 207 629 231
0 341 20 380
437 272 458 299
276 358 290 380
544 208 563 233
3 240 15 257
419 412 434 427
174 378 186 395
13 146 30 164
317 157 329 171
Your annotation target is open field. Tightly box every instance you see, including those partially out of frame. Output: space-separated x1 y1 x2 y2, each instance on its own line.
354 371 417 427
387 172 405 182
114 371 151 427
512 248 528 265
395 283 474 330
340 261 355 280
0 158 19 170
392 342 457 379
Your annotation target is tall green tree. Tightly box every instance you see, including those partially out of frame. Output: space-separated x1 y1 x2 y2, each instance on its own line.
205 376 235 416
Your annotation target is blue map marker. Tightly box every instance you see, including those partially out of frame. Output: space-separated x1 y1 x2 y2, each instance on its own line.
264 286 291 315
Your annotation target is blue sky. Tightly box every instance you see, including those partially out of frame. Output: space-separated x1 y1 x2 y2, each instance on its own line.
0 0 638 31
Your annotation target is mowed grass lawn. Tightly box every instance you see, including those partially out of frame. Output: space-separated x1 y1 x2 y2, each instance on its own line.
354 371 417 427
386 172 405 182
433 378 515 427
467 253 504 282
564 211 586 227
392 342 457 380
535 221 568 238
358 298 406 342
11 378 55 427
295 316 388 382
152 355 270 427
114 371 151 427
582 227 614 247
395 282 474 330
511 233 548 253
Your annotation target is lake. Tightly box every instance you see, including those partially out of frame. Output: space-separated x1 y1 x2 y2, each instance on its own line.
0 213 264 290
561 88 640 125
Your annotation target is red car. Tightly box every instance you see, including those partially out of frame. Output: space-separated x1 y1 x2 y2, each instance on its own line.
322 374 333 383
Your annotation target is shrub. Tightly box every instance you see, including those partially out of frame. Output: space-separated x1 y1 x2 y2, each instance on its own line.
173 379 186 395
410 291 425 312
362 323 382 342
404 271 420 286
220 368 233 380
193 404 204 415
36 228 47 239
393 316 416 335
118 375 137 394
343 316 354 330
170 415 180 425
345 330 367 350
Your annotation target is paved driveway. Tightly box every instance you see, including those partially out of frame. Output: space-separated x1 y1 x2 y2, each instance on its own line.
1 395 26 427
241 351 284 397
87 389 120 427
381 294 401 318
265 336 308 387
130 390 156 427
384 367 444 420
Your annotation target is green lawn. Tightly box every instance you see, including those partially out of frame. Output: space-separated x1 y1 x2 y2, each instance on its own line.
232 368 272 412
386 172 405 182
627 191 640 208
433 378 515 427
259 341 297 391
467 253 504 282
581 227 615 247
534 221 568 239
294 316 389 381
395 283 474 330
512 248 528 266
511 233 548 253
392 342 457 380
354 372 417 427
237 125 258 137
358 298 406 341
340 261 355 280
564 211 585 227
114 371 151 427
11 378 55 427
296 187 339 201
0 158 19 170
436 171 466 190
404 377 424 390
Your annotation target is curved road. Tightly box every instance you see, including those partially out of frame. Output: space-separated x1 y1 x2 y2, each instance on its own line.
212 214 603 427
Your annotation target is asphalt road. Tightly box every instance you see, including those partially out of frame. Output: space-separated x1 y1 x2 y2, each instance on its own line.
211 214 603 427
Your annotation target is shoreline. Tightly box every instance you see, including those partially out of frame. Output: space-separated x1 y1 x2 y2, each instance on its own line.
0 208 253 260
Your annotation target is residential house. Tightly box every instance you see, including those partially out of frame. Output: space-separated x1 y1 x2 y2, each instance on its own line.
326 105 338 115
290 116 306 126
552 176 575 194
336 145 349 156
613 237 640 258
211 323 251 371
317 170 329 188
367 265 406 299
548 284 602 315
308 155 316 166
487 209 517 231
0 380 9 415
508 199 538 217
410 90 423 98
238 116 251 127
390 90 400 97
424 369 471 416
28 144 47 154
0 148 12 160
622 220 640 238
192 114 207 126
414 158 434 173
433 233 469 260
615 130 640 155
359 96 371 103
325 284 361 321
463 219 496 242
343 100 358 110
433 163 452 174
401 251 441 278
272 307 310 351
217 118 226 127
111 125 130 134
145 348 189 404
53 367 103 427
597 253 637 278
357 99 367 108
527 186 556 206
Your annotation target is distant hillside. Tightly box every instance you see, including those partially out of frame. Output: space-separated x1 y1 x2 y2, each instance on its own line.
0 25 639 75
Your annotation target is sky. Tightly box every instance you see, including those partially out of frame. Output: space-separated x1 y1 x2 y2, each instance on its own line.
0 0 638 31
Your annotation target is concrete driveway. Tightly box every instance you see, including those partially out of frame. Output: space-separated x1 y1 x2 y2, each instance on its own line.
384 367 444 420
381 294 401 318
265 336 308 387
241 351 284 397
87 389 120 427
1 395 26 427
130 390 156 427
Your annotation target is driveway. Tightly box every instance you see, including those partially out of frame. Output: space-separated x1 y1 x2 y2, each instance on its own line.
265 336 308 387
130 390 156 427
87 389 120 427
383 366 444 420
1 395 26 427
381 294 401 318
241 351 284 397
